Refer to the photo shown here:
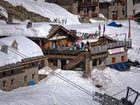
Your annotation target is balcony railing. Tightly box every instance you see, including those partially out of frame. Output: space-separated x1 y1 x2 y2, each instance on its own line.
90 40 132 54
44 40 132 56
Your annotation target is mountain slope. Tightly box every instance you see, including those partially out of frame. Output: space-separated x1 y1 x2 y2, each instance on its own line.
4 0 80 24
0 0 50 22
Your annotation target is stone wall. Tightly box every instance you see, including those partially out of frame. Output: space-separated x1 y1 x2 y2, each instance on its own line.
0 67 38 91
108 2 125 20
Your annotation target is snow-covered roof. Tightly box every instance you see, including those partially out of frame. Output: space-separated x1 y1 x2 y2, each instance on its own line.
108 47 125 54
0 23 52 38
0 35 43 67
4 0 80 25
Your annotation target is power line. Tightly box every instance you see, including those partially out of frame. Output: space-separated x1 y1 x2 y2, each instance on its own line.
111 89 127 97
0 41 27 58
44 67 93 97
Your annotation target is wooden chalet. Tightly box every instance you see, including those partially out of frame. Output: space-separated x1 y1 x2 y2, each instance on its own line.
28 25 132 77
44 32 132 77
43 24 79 52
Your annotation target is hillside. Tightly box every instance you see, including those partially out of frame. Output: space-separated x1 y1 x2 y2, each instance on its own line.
0 0 50 22
3 0 80 25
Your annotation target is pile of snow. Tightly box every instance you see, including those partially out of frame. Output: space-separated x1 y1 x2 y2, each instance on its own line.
0 35 43 66
4 0 80 25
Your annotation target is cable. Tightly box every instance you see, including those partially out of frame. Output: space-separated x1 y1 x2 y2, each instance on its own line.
128 92 136 97
111 88 127 97
44 67 93 97
0 41 27 58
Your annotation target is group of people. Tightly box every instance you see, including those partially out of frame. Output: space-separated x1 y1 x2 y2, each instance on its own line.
68 40 91 52
51 40 91 52
53 18 67 25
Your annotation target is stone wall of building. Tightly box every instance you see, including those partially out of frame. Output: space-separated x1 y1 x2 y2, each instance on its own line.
0 67 38 91
108 2 125 20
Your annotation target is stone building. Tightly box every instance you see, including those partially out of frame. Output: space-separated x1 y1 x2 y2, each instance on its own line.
0 36 46 91
45 0 99 22
0 57 46 91
108 0 126 20
99 0 126 20
72 0 99 19
99 2 110 19
125 0 140 22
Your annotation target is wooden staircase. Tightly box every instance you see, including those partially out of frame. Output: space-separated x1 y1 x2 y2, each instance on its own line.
64 52 85 70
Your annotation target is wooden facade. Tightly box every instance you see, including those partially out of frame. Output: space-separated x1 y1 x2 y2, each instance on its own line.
44 25 79 50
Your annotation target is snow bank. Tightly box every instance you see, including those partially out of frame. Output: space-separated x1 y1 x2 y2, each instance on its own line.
4 0 80 25
0 35 43 66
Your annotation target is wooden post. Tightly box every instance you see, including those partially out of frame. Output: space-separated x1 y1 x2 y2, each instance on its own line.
128 17 131 39
84 52 92 77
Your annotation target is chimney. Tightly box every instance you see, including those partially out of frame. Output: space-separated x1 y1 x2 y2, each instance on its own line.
27 21 32 28
1 45 8 53
7 11 13 24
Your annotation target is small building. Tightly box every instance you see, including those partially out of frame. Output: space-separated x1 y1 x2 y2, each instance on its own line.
0 36 47 91
73 0 99 19
106 47 129 70
44 24 79 50
99 0 127 20
108 0 126 20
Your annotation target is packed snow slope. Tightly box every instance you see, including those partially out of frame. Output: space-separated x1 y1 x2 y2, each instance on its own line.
0 35 43 66
0 66 140 105
4 0 80 25
0 69 100 105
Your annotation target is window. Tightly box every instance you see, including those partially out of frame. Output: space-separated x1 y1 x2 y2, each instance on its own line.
3 72 6 76
11 70 14 74
32 73 35 79
11 79 14 85
112 57 116 64
3 80 6 87
121 56 125 62
24 75 27 81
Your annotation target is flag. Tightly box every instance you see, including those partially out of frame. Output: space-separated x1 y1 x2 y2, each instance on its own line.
103 24 105 35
